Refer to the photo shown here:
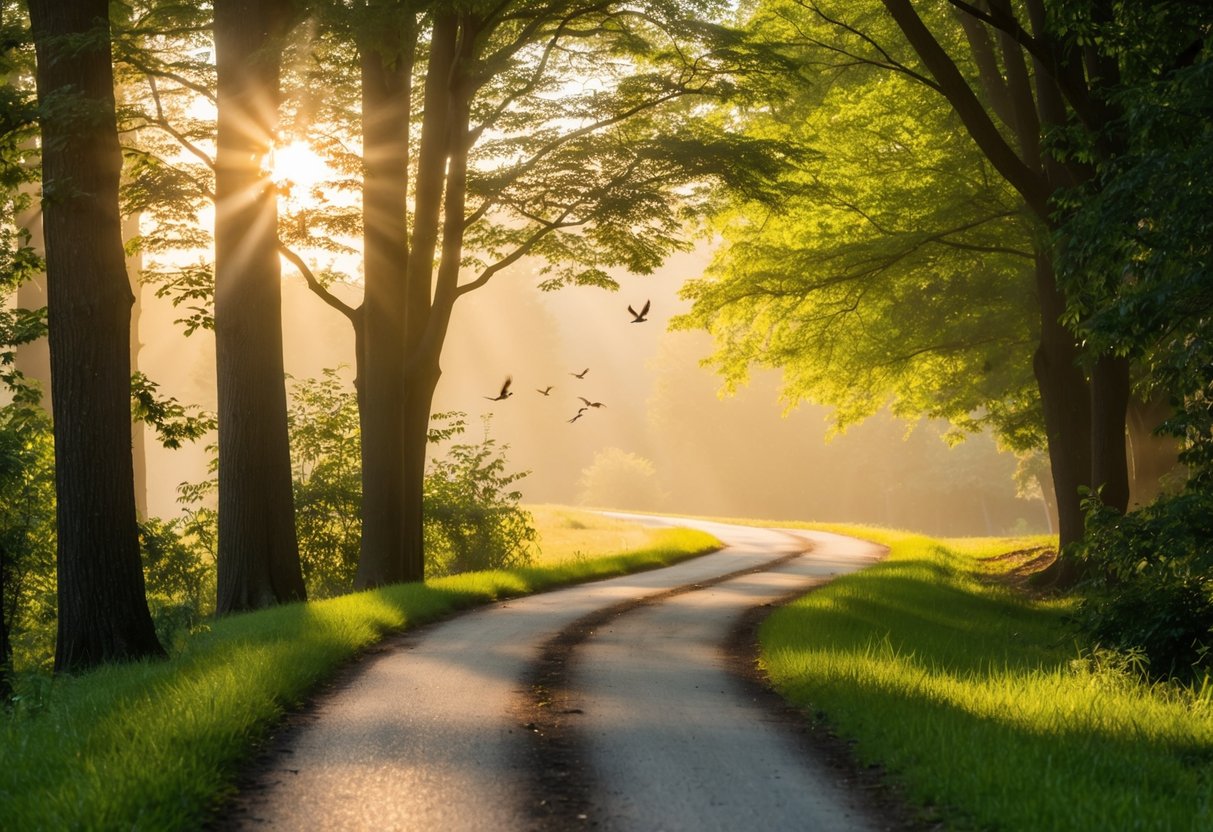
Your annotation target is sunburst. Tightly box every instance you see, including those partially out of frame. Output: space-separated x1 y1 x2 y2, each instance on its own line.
264 139 332 197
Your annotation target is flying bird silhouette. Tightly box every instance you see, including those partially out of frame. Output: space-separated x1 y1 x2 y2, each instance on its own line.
536 386 554 396
578 396 606 409
568 410 585 423
570 367 589 379
628 300 651 323
484 376 513 401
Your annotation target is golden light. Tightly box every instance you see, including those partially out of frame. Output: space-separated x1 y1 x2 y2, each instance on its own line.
265 139 332 197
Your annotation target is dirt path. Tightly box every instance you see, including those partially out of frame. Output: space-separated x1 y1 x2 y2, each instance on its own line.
225 516 887 831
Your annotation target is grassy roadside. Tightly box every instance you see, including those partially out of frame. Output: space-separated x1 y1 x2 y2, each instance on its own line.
0 513 718 831
760 524 1213 832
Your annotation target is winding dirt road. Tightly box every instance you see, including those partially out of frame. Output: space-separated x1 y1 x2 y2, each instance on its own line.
227 515 885 831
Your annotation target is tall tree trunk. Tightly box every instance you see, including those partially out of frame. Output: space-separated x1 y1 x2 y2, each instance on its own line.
886 0 1135 568
1126 392 1183 506
356 12 458 586
28 0 164 671
354 17 413 589
1031 254 1091 551
1090 353 1130 512
400 360 442 582
213 0 306 613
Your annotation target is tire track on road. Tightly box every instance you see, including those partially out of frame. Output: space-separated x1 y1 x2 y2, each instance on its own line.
223 519 895 831
516 527 899 832
515 534 810 829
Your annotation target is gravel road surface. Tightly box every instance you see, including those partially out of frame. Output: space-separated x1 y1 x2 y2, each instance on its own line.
228 516 885 831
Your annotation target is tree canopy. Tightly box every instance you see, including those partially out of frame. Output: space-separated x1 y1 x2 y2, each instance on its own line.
676 11 1043 449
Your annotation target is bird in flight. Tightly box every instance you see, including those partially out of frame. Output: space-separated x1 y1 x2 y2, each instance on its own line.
536 386 554 396
628 300 651 323
570 367 589 379
568 409 586 423
484 376 513 401
578 396 606 409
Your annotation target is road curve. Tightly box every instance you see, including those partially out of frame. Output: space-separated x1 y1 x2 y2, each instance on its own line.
226 516 884 831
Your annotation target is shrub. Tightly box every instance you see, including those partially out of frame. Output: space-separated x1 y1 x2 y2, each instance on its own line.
282 374 536 589
424 415 536 577
138 517 215 649
287 370 362 597
1074 489 1213 683
0 402 56 686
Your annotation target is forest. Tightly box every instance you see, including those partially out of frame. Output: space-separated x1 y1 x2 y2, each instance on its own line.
1 0 1210 705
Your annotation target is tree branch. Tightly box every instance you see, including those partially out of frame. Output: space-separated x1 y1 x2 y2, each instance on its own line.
947 0 1103 131
144 75 215 171
879 0 1051 217
792 1 943 91
119 50 216 103
455 208 583 298
278 242 359 324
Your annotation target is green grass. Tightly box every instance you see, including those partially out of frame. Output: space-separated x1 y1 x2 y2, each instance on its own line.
0 521 719 831
760 523 1213 832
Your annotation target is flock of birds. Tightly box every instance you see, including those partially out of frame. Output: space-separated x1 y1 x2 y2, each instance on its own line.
481 300 650 424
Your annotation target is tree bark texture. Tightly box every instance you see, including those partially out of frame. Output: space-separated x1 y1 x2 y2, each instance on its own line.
28 0 164 671
1090 354 1130 512
213 0 306 613
355 11 459 586
399 362 441 583
1031 254 1091 549
354 18 412 589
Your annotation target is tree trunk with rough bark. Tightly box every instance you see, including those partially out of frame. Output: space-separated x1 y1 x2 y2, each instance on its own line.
354 18 413 589
213 0 306 613
1090 354 1131 512
28 0 164 671
398 361 441 582
355 11 460 586
1031 255 1091 550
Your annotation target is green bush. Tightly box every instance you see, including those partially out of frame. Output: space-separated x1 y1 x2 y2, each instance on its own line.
577 447 665 510
0 402 57 686
1074 489 1213 683
287 370 362 597
138 517 215 650
284 373 535 589
424 415 536 577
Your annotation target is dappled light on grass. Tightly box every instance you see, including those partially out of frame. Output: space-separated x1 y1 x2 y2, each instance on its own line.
761 525 1213 832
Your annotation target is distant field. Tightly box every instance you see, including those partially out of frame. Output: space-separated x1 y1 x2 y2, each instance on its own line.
526 504 659 563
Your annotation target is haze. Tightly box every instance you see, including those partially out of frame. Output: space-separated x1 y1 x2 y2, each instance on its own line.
12 240 1047 538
